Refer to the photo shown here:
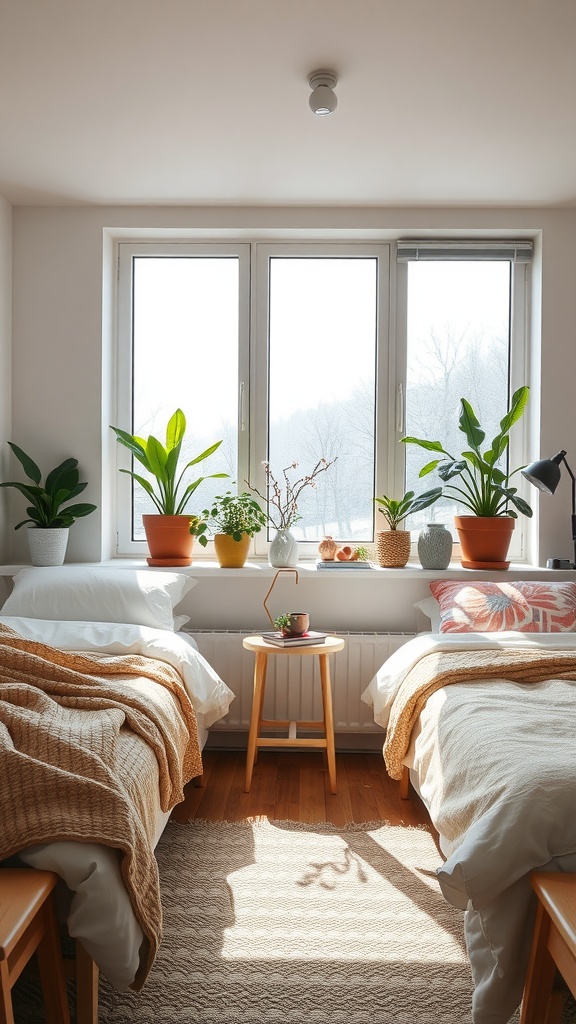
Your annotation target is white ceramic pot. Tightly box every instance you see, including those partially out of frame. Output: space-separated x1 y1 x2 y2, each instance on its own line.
27 527 70 566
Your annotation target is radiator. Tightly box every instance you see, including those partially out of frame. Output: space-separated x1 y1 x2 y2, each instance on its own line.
186 630 415 733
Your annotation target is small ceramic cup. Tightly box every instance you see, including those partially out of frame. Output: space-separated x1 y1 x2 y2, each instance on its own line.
287 612 310 635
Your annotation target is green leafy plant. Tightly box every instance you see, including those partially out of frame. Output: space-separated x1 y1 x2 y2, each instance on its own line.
273 613 292 630
110 408 228 515
197 491 267 546
401 385 533 519
354 546 369 560
0 443 97 529
375 488 442 530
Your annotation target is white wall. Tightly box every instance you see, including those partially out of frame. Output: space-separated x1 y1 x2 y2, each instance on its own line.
0 196 11 561
8 204 576 626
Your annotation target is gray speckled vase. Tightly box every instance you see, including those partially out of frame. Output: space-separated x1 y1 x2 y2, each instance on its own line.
417 523 452 570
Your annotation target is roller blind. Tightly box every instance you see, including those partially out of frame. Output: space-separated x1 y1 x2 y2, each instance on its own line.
396 240 533 262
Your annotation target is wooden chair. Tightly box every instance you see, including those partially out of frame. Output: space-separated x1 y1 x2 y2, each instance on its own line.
520 871 576 1024
0 868 70 1024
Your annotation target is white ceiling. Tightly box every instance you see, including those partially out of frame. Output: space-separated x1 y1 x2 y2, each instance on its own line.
1 0 575 208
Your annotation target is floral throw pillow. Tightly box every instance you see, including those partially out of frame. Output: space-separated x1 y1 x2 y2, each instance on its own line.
429 580 576 633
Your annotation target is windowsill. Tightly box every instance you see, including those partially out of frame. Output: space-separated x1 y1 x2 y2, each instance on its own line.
1 559 573 578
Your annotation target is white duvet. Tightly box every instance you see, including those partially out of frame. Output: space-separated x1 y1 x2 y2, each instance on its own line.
362 631 576 1024
0 616 234 989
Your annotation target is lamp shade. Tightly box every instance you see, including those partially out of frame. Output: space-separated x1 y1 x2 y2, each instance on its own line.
522 452 565 494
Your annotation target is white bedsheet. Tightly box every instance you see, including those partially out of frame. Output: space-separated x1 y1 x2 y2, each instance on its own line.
362 631 576 1024
0 617 234 989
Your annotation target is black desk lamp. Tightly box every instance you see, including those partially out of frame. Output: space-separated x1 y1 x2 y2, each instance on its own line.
522 450 576 568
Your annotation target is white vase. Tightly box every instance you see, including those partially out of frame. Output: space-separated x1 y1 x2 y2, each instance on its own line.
27 527 70 566
269 528 299 568
417 523 453 570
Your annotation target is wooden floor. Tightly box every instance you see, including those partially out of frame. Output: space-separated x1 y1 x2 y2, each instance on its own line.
172 748 433 829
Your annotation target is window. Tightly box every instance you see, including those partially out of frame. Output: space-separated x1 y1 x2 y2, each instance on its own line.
115 237 531 560
397 240 532 559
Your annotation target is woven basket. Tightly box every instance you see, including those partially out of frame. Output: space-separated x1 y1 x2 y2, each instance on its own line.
376 530 411 568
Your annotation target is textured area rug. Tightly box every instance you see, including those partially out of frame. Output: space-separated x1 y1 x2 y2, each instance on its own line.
14 818 572 1024
103 818 471 1024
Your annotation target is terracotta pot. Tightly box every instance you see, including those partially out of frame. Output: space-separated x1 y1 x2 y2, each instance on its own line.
214 532 251 568
454 515 515 570
376 530 411 568
142 514 195 566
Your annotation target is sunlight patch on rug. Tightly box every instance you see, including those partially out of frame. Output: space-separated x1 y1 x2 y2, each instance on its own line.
218 820 466 967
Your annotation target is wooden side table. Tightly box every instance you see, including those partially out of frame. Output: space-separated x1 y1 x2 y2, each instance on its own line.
243 634 345 795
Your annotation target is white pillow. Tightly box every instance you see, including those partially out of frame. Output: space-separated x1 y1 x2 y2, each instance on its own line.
1 567 197 631
414 596 441 633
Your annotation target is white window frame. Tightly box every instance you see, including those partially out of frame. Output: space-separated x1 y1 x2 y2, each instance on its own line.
115 241 251 558
395 240 533 561
113 236 532 563
250 242 391 558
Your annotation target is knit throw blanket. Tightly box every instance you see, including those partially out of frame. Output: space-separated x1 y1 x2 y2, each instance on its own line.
0 622 202 989
384 645 576 781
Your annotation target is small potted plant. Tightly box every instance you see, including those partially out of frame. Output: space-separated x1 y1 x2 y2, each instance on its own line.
401 385 533 569
197 491 267 568
273 612 310 636
0 443 97 565
110 408 228 565
374 487 442 567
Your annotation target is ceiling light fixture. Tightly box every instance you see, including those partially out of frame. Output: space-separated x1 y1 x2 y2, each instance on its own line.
308 70 338 116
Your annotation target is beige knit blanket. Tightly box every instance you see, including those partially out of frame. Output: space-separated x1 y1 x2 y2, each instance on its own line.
383 645 576 780
0 622 202 989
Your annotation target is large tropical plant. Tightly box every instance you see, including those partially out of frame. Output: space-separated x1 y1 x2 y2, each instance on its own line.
110 408 228 515
0 443 97 528
401 385 533 519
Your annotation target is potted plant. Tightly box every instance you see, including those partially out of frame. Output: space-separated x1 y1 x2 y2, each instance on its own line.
246 457 337 567
110 408 228 566
0 443 97 565
374 487 442 567
196 491 267 568
401 385 533 569
273 612 310 636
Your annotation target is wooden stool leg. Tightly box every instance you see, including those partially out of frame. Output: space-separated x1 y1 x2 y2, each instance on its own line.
318 653 337 794
520 900 557 1023
0 961 15 1024
35 898 71 1024
245 652 267 792
399 766 411 800
75 941 99 1024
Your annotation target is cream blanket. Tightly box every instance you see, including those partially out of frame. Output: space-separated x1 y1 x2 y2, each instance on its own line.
0 622 202 989
384 644 576 779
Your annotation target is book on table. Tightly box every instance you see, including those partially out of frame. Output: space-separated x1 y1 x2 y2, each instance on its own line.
316 559 375 569
261 630 328 647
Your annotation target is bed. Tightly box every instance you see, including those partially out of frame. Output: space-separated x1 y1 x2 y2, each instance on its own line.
362 579 576 1024
0 565 234 1021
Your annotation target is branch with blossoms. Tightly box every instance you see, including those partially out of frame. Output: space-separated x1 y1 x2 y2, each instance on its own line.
246 457 337 532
